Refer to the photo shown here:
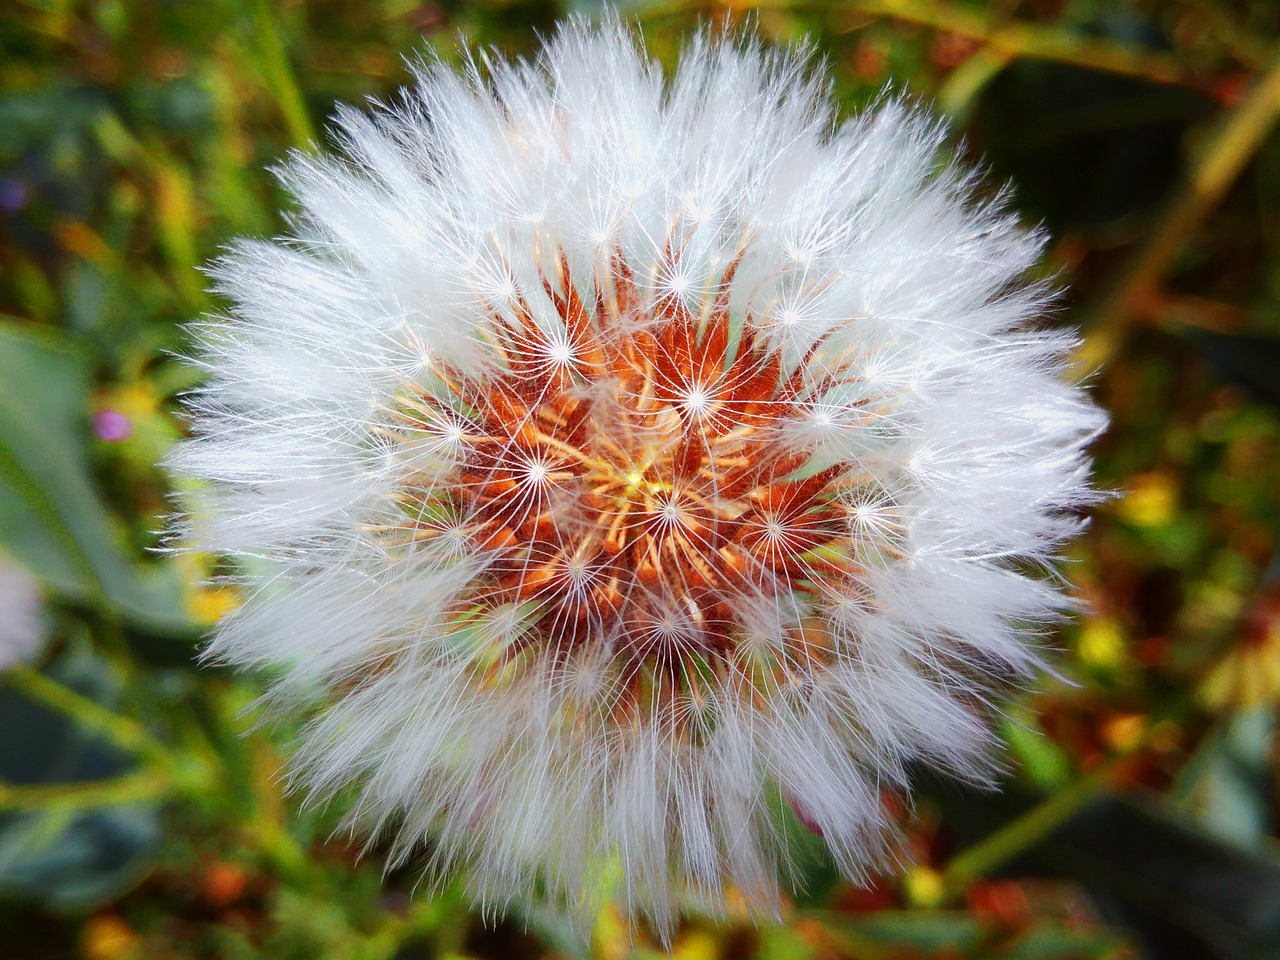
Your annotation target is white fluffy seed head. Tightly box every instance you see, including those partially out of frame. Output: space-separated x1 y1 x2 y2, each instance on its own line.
168 18 1105 936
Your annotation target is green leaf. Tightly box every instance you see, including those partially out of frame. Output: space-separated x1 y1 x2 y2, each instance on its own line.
1005 923 1127 959
937 782 1280 960
770 785 841 908
827 910 984 951
0 320 198 637
1002 711 1073 791
0 648 162 909
817 910 1126 958
755 923 819 960
1173 707 1273 848
1031 799 1280 960
0 806 162 910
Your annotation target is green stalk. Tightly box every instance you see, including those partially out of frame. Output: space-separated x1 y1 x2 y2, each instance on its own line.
3 665 167 761
250 0 317 148
1082 48 1280 367
0 769 172 813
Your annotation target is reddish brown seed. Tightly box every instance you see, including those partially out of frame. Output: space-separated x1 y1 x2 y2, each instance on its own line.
400 245 860 679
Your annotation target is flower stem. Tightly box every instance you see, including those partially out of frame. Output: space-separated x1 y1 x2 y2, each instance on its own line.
3 664 168 761
848 0 1187 86
248 0 317 148
941 759 1119 894
1081 47 1280 367
0 769 172 813
646 0 1188 87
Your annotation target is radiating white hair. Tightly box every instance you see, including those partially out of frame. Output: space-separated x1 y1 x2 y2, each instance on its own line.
169 17 1105 937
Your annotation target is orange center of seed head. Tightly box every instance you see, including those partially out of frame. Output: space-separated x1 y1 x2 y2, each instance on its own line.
399 248 860 705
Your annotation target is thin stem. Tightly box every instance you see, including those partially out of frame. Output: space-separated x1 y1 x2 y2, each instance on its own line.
640 0 1189 87
0 769 172 813
936 46 1010 119
93 113 207 310
941 758 1121 894
1081 48 1280 366
939 694 1208 895
249 0 317 148
846 0 1188 85
0 439 105 601
4 665 168 761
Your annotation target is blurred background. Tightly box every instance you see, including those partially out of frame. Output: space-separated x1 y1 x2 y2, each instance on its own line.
3 1 1280 958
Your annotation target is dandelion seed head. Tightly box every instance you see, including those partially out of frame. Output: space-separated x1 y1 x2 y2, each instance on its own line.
170 17 1105 937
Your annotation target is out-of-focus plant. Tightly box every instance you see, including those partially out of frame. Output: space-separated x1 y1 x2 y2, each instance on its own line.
2 1 1280 958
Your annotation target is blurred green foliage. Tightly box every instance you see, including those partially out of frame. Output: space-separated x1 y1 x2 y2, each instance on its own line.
2 1 1280 958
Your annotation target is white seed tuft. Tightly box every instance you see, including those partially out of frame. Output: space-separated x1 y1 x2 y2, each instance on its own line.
169 17 1106 937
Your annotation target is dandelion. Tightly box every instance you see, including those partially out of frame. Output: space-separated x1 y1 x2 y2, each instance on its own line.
169 19 1104 933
